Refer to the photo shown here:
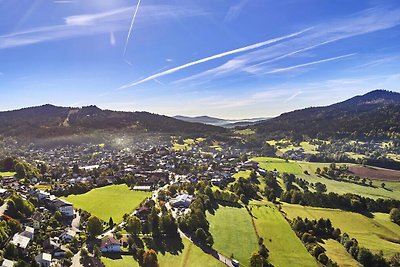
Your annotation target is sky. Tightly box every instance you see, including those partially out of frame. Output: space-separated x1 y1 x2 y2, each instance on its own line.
1 0 400 119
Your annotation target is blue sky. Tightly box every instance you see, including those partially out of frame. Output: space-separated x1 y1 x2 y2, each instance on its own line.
1 0 400 119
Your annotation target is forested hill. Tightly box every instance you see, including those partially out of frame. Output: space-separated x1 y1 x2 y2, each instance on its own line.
0 104 226 139
252 90 400 140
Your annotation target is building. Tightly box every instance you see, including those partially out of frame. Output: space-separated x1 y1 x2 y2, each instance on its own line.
21 226 34 240
52 198 74 217
60 229 76 242
35 253 52 267
0 259 13 267
100 236 121 253
11 234 30 250
32 212 44 230
169 194 193 208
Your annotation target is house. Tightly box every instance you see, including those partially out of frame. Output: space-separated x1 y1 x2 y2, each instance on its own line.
0 259 13 267
169 194 193 208
52 198 74 217
100 236 121 253
132 185 152 191
32 212 44 230
134 206 150 220
21 226 34 240
11 234 30 250
35 253 52 267
60 229 76 242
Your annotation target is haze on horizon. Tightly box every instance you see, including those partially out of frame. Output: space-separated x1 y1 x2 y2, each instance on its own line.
1 0 400 119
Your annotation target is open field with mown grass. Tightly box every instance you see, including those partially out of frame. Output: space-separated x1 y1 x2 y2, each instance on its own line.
319 239 360 267
251 157 303 174
158 238 224 267
297 172 400 200
102 255 139 267
250 203 318 267
0 171 16 177
250 158 400 200
102 238 223 267
207 206 258 267
62 184 150 222
281 203 400 258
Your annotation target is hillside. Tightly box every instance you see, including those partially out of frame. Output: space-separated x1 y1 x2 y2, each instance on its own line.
252 90 400 139
0 104 226 140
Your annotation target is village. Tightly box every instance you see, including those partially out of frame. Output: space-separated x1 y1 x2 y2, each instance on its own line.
0 138 265 267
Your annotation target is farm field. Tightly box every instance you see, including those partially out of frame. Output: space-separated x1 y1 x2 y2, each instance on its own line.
251 157 303 174
348 165 400 181
250 204 318 267
234 129 255 135
207 206 258 267
251 158 400 200
0 171 16 177
297 172 400 200
62 184 150 222
281 203 400 258
319 239 360 267
266 140 319 155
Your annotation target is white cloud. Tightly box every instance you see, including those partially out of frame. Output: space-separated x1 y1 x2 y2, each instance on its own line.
0 5 206 49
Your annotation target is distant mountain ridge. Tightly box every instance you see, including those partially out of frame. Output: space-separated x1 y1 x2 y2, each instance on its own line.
174 115 269 128
0 104 226 140
251 89 400 139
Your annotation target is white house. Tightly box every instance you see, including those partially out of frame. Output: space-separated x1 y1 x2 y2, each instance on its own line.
100 236 121 253
35 253 52 267
11 234 30 250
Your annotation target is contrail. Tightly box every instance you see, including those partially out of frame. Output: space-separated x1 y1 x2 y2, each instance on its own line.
265 53 356 74
118 28 311 89
123 0 142 58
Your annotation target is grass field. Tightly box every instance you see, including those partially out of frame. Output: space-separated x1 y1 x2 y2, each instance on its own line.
251 157 303 174
235 129 255 135
102 255 139 267
158 238 224 267
207 206 258 267
297 172 400 200
62 184 150 222
250 204 318 267
0 171 16 177
102 238 223 267
319 239 360 267
281 203 400 258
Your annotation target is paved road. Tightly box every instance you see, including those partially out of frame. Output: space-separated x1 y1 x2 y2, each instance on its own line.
71 251 83 267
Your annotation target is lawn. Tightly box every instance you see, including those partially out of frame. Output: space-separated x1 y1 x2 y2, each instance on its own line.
250 204 318 267
0 171 16 177
158 238 224 267
102 255 139 267
281 203 400 258
62 184 150 222
251 157 303 174
207 206 258 267
102 238 223 267
319 239 360 267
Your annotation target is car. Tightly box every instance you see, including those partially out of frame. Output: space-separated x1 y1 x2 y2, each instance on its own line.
232 259 240 267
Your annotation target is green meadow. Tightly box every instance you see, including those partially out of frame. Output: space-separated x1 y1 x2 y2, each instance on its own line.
207 206 258 267
250 204 318 267
62 184 150 222
282 203 400 258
